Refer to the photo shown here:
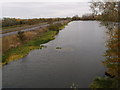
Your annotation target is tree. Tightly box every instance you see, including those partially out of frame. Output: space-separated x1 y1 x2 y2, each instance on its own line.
72 15 80 20
90 1 119 22
82 13 95 20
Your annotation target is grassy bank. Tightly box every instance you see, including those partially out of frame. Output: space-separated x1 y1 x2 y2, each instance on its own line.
89 77 118 88
2 21 69 65
2 31 57 65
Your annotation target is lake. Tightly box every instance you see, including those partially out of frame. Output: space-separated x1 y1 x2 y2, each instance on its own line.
3 21 107 88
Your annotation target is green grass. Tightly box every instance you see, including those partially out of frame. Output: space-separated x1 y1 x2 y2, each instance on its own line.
2 22 47 33
89 77 115 88
2 31 58 65
2 21 69 65
2 24 23 30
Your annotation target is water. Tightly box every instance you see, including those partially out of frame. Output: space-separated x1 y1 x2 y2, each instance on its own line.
2 21 107 88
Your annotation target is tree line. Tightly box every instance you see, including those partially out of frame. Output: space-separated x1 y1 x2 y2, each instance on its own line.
2 18 68 27
2 15 104 28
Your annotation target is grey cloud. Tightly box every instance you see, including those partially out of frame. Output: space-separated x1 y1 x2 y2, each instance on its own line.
2 2 92 18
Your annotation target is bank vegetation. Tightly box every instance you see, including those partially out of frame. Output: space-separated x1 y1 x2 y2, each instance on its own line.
89 1 120 89
2 21 69 65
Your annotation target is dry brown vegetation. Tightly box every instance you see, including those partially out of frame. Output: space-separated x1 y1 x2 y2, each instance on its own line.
2 27 48 53
2 21 69 65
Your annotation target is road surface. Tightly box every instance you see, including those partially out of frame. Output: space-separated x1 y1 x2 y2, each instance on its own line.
1 20 68 37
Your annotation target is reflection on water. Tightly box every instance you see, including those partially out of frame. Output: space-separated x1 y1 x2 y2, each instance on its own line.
3 21 106 88
90 22 120 88
103 22 119 77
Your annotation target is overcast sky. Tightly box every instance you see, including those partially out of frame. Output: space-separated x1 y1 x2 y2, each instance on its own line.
1 2 92 19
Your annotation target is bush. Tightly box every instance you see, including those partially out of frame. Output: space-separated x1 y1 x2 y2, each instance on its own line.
48 23 63 31
90 77 114 88
17 31 25 42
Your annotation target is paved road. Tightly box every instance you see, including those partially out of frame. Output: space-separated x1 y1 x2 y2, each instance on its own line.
1 20 67 37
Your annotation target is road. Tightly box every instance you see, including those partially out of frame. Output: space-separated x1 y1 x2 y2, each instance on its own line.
1 20 68 37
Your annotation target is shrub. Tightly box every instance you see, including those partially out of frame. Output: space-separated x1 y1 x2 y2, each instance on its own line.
90 77 114 88
48 23 63 31
17 31 25 42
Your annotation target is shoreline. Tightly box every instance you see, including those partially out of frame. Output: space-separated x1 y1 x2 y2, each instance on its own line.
2 21 69 66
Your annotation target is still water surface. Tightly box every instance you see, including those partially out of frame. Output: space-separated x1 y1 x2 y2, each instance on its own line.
3 21 107 88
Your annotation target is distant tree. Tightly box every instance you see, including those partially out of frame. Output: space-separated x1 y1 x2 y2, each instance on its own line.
2 17 69 27
72 15 80 20
82 13 95 20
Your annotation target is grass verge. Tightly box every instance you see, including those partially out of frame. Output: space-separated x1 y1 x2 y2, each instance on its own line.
2 31 57 65
2 21 69 66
